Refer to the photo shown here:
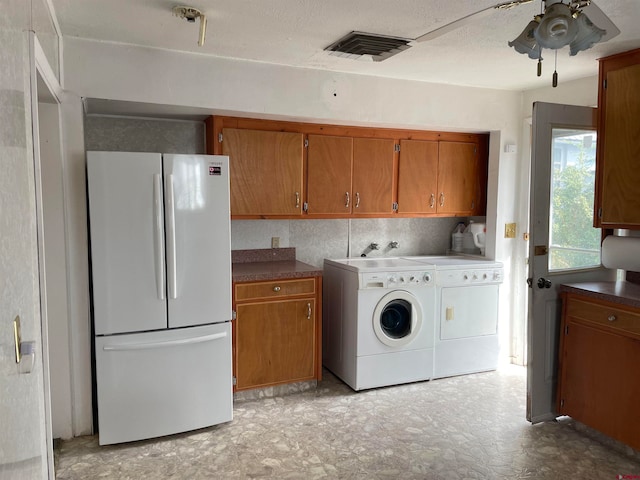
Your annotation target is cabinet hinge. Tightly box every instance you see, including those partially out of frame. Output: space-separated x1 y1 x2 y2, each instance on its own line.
304 139 309 148
394 144 400 152
598 207 602 218
603 78 607 89
392 202 399 211
560 398 564 408
565 325 569 335
218 133 223 143
232 376 237 386
232 310 237 320
474 146 477 155
303 202 308 212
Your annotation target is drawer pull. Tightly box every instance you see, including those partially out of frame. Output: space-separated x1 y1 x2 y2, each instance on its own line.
607 315 617 322
307 302 312 319
273 286 281 292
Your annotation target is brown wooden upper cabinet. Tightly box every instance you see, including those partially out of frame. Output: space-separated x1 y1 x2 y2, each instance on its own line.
307 135 394 215
208 116 488 219
306 135 353 215
221 128 304 216
595 48 640 229
397 139 482 215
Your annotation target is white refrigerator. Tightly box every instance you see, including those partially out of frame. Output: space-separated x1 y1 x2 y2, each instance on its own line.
87 151 233 445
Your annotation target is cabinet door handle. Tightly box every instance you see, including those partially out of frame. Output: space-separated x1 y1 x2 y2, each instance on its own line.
439 192 445 207
306 302 312 319
355 192 360 208
429 193 435 208
295 192 300 208
345 192 350 208
273 286 281 292
607 315 617 322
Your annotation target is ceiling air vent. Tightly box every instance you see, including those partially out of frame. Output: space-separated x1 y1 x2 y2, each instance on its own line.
325 31 412 62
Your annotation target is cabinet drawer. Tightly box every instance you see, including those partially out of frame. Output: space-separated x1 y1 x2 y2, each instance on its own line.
235 278 315 302
566 297 640 337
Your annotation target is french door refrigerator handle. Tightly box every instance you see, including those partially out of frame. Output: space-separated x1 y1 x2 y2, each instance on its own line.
153 174 166 300
166 173 177 299
102 331 228 351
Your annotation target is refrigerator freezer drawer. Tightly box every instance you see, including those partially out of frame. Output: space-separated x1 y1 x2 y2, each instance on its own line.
95 322 232 445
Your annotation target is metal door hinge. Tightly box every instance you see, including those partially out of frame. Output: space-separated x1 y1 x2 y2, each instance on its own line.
304 139 309 148
392 202 398 211
394 144 400 152
232 376 237 386
218 133 223 143
232 310 237 320
303 202 308 212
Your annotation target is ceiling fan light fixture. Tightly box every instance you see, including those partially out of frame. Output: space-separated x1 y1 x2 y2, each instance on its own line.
534 2 578 49
569 12 606 55
508 19 542 59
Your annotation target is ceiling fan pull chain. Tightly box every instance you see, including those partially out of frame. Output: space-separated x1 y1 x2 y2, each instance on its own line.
552 50 558 88
537 46 543 77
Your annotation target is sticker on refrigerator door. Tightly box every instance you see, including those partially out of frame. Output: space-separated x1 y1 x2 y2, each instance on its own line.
209 164 222 176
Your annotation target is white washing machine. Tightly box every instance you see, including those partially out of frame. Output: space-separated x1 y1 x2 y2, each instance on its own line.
323 257 436 391
405 256 504 379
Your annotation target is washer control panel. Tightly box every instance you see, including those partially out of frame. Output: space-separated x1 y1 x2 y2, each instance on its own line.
360 270 435 289
437 268 504 287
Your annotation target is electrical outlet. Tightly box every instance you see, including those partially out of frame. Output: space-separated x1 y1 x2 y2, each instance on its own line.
271 237 280 248
505 223 516 239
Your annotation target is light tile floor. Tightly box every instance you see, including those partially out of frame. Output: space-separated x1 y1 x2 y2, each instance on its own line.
55 366 640 479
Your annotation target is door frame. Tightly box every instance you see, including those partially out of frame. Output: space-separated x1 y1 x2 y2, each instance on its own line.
30 32 65 477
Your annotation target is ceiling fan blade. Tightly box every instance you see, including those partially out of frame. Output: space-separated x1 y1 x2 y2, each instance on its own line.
582 0 620 43
414 0 534 42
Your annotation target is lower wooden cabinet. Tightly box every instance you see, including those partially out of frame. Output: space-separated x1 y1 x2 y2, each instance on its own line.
233 277 322 391
557 292 640 450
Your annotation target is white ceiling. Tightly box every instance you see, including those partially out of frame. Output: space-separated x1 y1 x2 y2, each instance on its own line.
52 0 640 91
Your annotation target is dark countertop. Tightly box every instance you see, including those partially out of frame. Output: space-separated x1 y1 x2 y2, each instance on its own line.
232 260 322 283
231 248 322 283
560 281 640 309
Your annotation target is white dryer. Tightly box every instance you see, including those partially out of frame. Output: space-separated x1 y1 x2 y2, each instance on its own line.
405 256 504 379
323 258 436 390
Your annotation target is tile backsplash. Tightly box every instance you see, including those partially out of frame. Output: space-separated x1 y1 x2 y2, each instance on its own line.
231 217 471 267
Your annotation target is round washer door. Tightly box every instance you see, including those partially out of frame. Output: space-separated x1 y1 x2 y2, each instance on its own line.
372 290 423 347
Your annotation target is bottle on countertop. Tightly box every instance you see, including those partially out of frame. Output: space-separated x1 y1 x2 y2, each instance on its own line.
462 220 477 253
451 222 465 252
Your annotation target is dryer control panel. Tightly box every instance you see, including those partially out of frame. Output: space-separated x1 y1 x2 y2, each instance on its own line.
437 268 504 287
359 271 435 289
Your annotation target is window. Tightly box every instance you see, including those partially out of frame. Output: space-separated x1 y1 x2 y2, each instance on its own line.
548 129 601 271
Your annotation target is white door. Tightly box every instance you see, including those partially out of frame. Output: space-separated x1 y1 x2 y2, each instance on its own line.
164 155 232 328
526 102 615 423
87 152 168 335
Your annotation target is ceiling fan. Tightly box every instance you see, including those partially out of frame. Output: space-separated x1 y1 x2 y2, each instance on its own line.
415 0 621 86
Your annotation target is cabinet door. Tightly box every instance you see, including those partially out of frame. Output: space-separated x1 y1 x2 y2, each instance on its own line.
222 128 304 216
438 141 479 215
559 319 640 450
307 135 353 214
352 138 395 214
600 63 640 227
397 140 438 214
236 298 316 390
